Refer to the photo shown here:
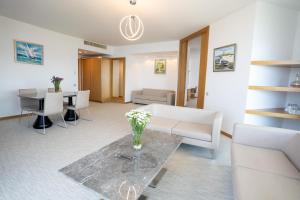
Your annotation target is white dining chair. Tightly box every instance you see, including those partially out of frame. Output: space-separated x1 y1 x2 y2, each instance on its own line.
33 92 67 134
49 88 69 106
67 90 91 125
19 88 39 124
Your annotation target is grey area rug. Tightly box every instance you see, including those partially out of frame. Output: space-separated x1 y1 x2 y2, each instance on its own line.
143 144 234 200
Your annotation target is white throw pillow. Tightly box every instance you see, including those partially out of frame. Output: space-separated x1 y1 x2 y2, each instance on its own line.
284 133 300 171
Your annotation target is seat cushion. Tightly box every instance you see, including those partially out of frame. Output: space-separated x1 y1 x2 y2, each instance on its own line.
172 122 212 141
232 143 300 180
135 94 167 102
234 166 300 200
284 134 300 171
142 89 169 97
146 116 179 134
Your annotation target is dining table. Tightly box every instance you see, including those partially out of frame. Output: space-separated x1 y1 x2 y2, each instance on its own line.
18 91 79 129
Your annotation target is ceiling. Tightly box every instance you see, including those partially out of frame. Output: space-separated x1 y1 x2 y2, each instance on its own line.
0 0 299 46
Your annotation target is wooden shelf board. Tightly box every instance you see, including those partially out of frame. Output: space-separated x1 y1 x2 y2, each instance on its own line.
246 108 300 120
251 60 300 67
248 86 300 92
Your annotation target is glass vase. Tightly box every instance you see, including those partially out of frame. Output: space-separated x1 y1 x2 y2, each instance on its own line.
54 82 60 92
132 130 142 150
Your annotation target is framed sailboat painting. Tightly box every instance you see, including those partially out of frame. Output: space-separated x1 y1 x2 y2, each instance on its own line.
14 40 44 65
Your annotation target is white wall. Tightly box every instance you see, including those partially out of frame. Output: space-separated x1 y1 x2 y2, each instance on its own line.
113 41 179 56
293 12 300 59
204 4 256 134
132 54 178 90
251 2 298 60
0 16 113 117
187 36 201 89
282 11 300 130
187 49 200 88
113 41 179 102
245 2 300 130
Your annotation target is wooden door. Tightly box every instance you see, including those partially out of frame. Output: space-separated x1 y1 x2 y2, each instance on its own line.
197 30 209 108
91 58 102 102
112 60 120 98
119 59 125 97
176 40 188 106
82 58 101 102
111 58 126 103
177 26 209 109
82 59 91 92
78 58 84 91
101 57 112 102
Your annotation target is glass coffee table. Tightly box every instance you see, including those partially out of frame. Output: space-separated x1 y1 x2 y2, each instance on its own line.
60 130 182 200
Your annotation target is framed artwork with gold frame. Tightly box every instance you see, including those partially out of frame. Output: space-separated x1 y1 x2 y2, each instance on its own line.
154 59 166 74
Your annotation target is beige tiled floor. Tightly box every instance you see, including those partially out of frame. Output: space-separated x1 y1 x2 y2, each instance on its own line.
0 102 233 200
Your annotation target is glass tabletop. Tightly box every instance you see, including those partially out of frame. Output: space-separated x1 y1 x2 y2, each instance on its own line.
60 130 182 200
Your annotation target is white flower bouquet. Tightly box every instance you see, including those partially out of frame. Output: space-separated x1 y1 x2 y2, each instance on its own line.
125 109 152 150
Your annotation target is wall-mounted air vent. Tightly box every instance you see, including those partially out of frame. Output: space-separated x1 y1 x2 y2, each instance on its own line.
84 40 107 49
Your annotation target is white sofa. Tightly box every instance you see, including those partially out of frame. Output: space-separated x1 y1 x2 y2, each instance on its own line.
132 89 176 105
138 104 223 153
232 124 300 200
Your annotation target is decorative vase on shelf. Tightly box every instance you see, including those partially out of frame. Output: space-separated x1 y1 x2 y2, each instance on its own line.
51 76 63 92
126 110 152 150
290 73 300 88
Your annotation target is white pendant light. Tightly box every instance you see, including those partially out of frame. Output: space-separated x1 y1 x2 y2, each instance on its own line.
120 0 144 41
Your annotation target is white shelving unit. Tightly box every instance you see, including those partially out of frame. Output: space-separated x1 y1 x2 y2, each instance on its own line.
245 60 300 130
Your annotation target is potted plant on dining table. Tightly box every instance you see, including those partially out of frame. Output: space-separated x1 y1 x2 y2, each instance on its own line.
126 110 152 150
51 76 63 92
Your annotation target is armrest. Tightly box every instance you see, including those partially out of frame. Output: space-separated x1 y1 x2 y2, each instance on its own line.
131 90 142 102
166 92 175 105
233 123 298 151
211 112 223 150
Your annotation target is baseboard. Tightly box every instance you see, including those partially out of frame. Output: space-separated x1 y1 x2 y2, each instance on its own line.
221 131 232 138
110 97 125 103
0 113 32 121
90 100 103 103
102 97 114 103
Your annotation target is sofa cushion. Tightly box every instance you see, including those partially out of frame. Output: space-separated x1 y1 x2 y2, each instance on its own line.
142 89 170 97
284 134 300 171
134 94 167 102
232 143 300 180
146 116 179 134
234 166 300 200
172 122 212 141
